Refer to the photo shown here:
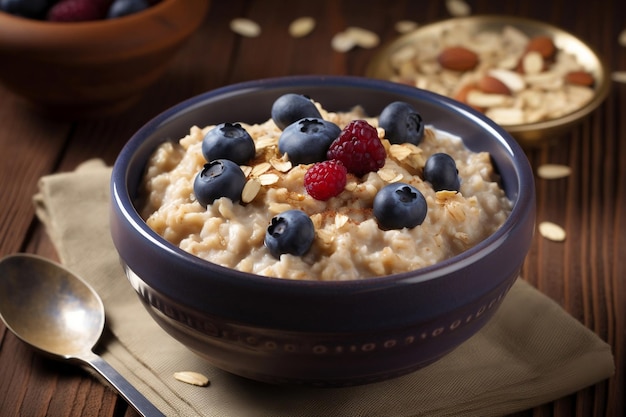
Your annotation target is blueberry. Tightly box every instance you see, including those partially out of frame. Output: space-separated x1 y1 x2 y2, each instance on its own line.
107 0 149 18
378 101 425 145
278 118 341 165
373 183 427 230
423 153 460 192
193 159 246 207
271 93 322 130
264 210 315 258
201 123 256 165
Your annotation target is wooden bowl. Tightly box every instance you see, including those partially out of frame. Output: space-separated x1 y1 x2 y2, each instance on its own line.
0 0 210 119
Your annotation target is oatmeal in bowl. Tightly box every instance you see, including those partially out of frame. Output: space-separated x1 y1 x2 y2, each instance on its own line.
110 76 535 385
140 96 512 280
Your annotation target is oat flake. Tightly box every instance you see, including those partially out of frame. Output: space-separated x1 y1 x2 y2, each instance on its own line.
242 179 261 203
539 221 566 242
289 16 316 38
537 164 572 179
345 26 380 48
331 31 356 52
612 71 626 83
230 18 261 38
174 371 210 387
619 28 626 47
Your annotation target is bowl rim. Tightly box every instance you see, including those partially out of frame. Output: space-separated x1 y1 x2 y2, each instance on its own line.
111 74 535 290
365 14 612 133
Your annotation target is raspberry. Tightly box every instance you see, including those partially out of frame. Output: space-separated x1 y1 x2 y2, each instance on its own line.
304 160 347 201
47 0 113 22
327 120 386 177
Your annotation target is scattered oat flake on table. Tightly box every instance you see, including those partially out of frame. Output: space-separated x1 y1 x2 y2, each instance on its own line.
345 26 380 48
446 0 471 16
331 27 379 52
537 164 572 179
612 71 626 83
331 31 356 52
230 18 261 37
619 28 626 47
395 20 418 33
174 371 210 387
289 16 316 38
539 221 566 242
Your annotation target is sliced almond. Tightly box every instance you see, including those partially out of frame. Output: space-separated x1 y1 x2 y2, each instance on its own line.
466 90 512 108
485 107 525 125
389 144 413 160
289 17 316 38
390 45 417 67
335 213 349 229
174 371 210 387
258 173 279 185
488 68 526 93
240 165 252 177
230 18 261 38
378 168 403 183
251 162 271 177
270 157 292 172
537 164 571 179
255 135 278 150
522 51 544 75
539 221 566 242
395 20 418 33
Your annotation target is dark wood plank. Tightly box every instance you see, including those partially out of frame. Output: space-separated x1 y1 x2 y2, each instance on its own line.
0 1 623 416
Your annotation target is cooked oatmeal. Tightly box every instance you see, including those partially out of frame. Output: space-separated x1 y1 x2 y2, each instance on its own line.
140 104 512 281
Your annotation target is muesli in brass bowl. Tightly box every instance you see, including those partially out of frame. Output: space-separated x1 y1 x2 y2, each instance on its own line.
366 15 611 147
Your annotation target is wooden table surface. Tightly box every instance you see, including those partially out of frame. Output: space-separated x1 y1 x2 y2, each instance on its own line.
0 1 623 416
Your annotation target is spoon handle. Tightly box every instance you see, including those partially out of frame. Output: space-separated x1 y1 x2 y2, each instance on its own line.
83 352 166 417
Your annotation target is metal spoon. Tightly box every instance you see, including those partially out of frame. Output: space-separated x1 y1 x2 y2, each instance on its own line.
0 253 165 417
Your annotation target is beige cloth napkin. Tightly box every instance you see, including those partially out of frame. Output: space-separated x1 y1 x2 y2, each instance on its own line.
33 159 614 417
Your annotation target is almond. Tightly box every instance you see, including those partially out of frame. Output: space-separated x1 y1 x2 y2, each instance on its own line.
437 46 478 71
453 82 478 102
478 75 511 95
565 70 595 86
525 35 556 59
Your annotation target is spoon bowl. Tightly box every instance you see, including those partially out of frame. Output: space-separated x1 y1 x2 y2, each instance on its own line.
0 253 165 417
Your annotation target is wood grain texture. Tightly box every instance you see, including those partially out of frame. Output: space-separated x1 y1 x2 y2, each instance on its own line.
0 1 623 416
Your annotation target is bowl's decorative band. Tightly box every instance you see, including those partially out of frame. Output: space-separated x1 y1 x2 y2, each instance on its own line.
125 265 516 355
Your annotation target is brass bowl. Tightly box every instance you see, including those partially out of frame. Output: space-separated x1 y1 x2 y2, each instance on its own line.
366 15 611 147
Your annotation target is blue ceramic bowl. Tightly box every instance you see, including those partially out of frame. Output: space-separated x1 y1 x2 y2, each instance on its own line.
110 75 535 386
